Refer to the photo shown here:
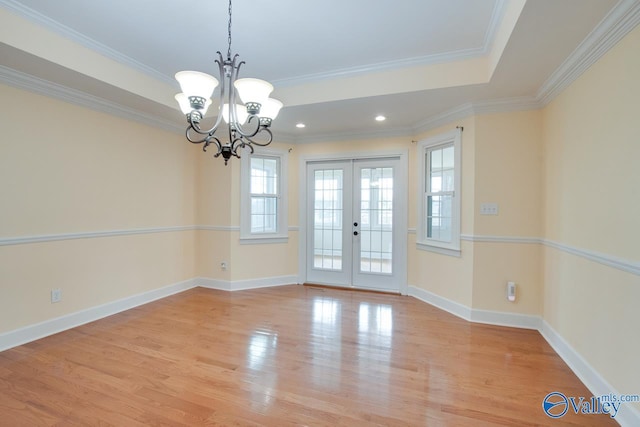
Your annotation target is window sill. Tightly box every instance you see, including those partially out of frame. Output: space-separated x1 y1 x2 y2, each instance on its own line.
239 235 289 245
416 242 461 257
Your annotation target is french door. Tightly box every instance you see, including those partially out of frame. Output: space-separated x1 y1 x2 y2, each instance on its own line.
306 157 405 292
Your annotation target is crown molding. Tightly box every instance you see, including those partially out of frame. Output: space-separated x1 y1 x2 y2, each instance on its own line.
483 0 508 54
2 0 637 143
472 96 543 115
537 0 640 105
293 126 414 145
0 0 175 86
0 65 183 134
273 1 508 88
272 48 486 88
412 103 475 136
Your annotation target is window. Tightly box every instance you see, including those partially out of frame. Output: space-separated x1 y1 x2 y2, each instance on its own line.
240 149 288 243
417 128 461 256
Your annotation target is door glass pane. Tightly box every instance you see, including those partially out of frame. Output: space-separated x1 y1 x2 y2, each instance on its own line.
313 169 343 270
360 167 393 274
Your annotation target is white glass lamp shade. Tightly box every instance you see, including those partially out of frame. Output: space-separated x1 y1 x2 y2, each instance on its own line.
260 98 283 120
234 78 273 106
175 93 212 115
175 71 219 101
175 93 191 115
222 104 249 124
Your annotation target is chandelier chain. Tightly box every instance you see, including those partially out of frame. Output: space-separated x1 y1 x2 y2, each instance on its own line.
227 0 233 59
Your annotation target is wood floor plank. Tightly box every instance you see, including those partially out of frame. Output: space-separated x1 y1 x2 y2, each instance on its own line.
0 285 619 426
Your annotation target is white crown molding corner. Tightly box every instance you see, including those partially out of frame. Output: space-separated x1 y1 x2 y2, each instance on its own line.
482 0 508 55
412 103 475 136
0 278 197 352
537 0 640 106
539 320 640 426
294 126 414 145
272 47 486 89
0 65 183 134
0 0 174 86
472 96 544 115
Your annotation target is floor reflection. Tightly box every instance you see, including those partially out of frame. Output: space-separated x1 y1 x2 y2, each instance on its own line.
246 329 278 412
357 302 393 403
310 297 342 390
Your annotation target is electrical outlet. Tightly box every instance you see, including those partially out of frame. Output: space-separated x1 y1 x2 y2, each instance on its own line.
221 261 228 271
51 288 62 303
480 203 499 215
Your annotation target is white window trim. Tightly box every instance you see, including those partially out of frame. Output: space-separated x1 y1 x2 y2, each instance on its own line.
416 128 462 256
240 148 289 244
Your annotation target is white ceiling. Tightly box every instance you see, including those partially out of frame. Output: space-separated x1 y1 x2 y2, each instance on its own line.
0 0 630 142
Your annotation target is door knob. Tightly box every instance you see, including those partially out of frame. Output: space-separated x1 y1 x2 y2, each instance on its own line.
353 231 359 236
353 222 358 227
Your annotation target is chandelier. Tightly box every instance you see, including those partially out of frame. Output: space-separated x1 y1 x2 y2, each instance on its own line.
174 0 283 165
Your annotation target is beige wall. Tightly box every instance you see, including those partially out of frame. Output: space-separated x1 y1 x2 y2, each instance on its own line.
0 84 197 333
470 111 543 314
410 117 476 306
2 21 638 416
194 141 299 282
542 24 640 402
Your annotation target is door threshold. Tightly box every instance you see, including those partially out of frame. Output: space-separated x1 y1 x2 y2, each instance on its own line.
303 283 401 296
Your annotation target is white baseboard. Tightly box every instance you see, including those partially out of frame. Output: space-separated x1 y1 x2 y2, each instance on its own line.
0 276 298 352
540 321 640 426
470 308 541 330
408 285 541 329
408 285 472 320
0 278 198 352
197 275 298 292
408 284 638 426
2 278 636 425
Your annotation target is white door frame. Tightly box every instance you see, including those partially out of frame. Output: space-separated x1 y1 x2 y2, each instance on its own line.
298 149 408 295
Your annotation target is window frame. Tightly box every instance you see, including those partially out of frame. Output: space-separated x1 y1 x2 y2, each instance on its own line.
416 128 462 256
240 148 288 244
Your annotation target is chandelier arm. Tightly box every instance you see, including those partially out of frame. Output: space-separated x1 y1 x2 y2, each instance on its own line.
229 58 263 139
185 116 212 136
185 126 210 143
230 136 252 159
228 54 241 126
233 114 262 138
242 127 273 147
192 52 228 136
203 136 223 155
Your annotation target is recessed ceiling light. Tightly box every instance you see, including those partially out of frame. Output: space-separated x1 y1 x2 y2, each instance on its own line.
296 123 306 128
375 115 386 122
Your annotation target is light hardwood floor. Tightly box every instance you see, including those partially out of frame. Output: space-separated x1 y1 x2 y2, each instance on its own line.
0 285 617 426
